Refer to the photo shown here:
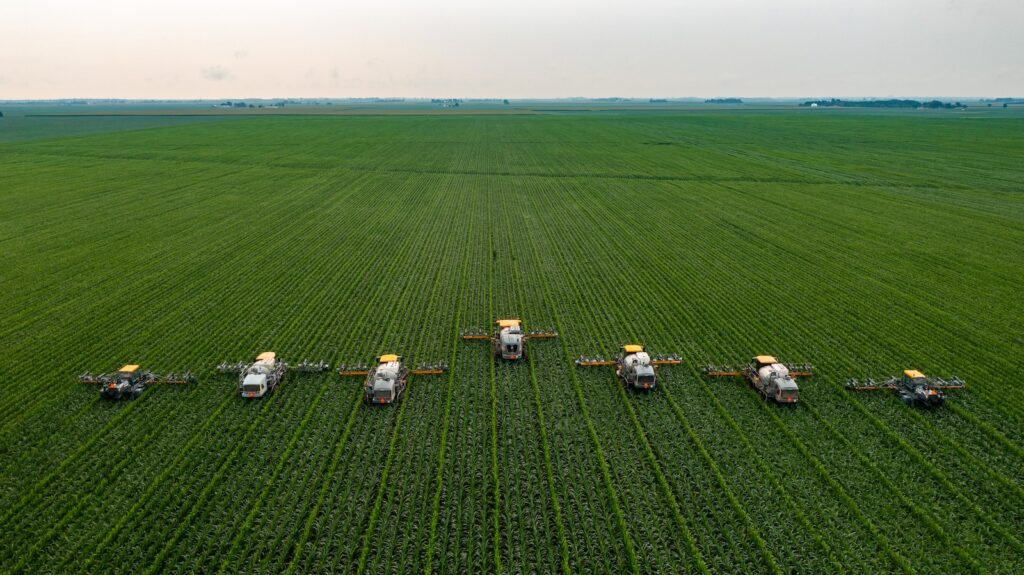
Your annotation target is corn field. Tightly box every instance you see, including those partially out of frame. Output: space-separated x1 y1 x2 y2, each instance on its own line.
1 109 1022 574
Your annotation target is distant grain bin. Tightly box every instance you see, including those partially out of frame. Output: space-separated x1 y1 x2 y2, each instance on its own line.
810 103 818 108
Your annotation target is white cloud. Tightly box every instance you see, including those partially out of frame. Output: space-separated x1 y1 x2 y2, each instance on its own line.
201 66 230 82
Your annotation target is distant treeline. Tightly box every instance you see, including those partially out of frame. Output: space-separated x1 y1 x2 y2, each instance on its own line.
218 101 293 108
705 98 743 104
801 98 966 109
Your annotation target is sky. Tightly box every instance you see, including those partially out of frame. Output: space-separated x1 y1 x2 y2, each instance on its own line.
1 0 1022 99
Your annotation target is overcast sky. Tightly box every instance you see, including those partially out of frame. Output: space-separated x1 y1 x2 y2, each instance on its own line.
1 0 1021 99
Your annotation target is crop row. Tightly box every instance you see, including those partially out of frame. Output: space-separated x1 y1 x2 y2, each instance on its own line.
2 113 1022 573
530 174 1022 572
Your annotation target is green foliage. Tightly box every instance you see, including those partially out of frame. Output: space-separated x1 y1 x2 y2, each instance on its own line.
0 110 1022 573
800 98 967 109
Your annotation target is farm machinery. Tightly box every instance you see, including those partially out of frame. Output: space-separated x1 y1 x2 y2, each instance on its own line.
845 369 965 408
704 355 813 404
79 364 195 400
338 354 448 405
576 344 682 390
461 318 558 361
217 351 330 398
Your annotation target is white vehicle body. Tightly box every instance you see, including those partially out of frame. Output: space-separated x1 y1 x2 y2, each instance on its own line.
497 326 524 360
241 372 268 398
618 351 657 390
240 352 285 398
750 357 800 403
364 355 408 404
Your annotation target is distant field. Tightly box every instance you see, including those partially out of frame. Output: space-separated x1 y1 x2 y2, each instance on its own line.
10 99 1019 122
1 109 1022 574
0 106 241 143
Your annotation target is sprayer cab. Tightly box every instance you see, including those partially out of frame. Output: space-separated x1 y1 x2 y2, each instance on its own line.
749 356 800 403
461 318 558 362
618 345 657 390
704 355 812 404
496 320 525 360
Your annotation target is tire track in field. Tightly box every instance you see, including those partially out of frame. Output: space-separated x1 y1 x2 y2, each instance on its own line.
0 164 264 421
501 186 571 574
311 189 456 572
190 170 420 573
518 202 640 575
355 178 465 574
280 174 458 574
718 182 1024 426
0 163 344 454
582 177 1021 567
533 185 768 574
6 259 321 572
502 178 630 572
547 178 917 573
486 198 504 575
693 189 1024 556
75 391 267 572
423 191 474 574
186 167 442 564
702 181 1024 434
630 222 983 568
574 266 781 574
427 180 492 573
71 167 411 568
211 380 329 573
124 167 403 568
142 379 331 575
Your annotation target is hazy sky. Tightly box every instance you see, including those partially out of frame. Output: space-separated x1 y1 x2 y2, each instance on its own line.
1 0 1021 99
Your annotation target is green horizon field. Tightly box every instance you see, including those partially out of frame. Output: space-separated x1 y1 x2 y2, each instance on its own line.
1 109 1022 574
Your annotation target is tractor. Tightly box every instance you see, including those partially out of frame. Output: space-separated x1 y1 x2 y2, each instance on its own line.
338 354 448 405
576 344 682 390
79 364 194 400
461 318 557 361
705 355 813 404
217 351 330 398
846 369 964 408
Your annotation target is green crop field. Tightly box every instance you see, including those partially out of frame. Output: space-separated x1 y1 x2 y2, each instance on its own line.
1 108 1022 574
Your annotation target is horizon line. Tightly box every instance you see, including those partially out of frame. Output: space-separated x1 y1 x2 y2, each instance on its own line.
1 95 1009 103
